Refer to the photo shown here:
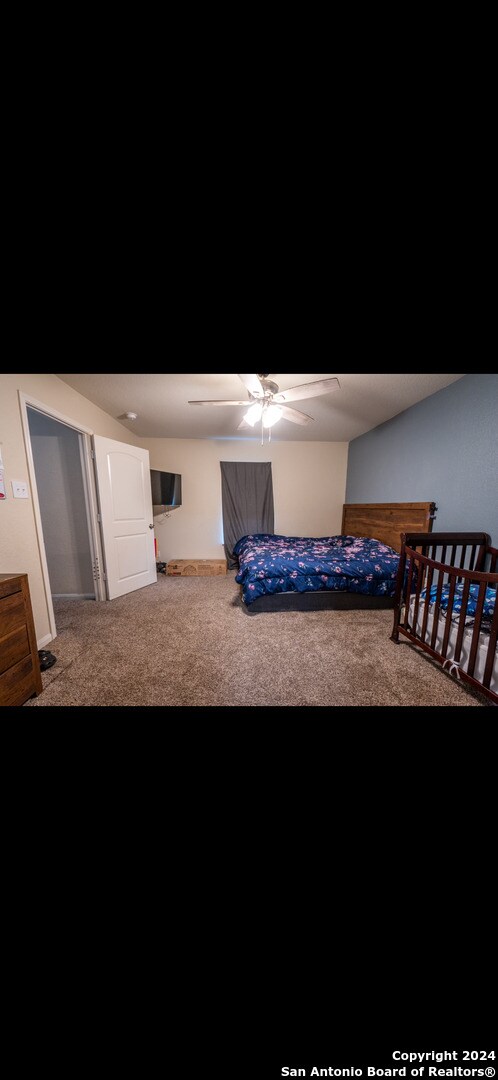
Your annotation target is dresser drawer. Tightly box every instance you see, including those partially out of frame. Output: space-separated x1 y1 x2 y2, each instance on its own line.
0 625 30 676
0 578 22 601
0 655 39 707
0 572 42 706
0 592 26 639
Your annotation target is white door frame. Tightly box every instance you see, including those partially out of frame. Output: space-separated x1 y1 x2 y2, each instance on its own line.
18 391 106 642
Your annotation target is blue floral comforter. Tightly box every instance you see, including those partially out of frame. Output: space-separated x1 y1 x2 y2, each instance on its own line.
234 533 400 606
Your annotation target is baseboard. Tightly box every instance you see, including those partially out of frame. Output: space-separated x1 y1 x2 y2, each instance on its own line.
51 593 95 600
37 632 53 650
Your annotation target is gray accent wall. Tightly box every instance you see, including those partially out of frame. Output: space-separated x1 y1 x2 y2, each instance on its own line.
346 373 498 545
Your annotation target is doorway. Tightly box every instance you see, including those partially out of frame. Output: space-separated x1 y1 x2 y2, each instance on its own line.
19 391 157 645
27 408 97 601
20 394 106 643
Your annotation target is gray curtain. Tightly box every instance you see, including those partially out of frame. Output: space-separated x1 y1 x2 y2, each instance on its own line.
220 461 274 569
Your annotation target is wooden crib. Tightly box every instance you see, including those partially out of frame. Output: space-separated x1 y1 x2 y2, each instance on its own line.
391 532 498 706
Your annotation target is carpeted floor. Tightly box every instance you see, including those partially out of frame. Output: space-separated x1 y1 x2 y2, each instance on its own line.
24 573 490 707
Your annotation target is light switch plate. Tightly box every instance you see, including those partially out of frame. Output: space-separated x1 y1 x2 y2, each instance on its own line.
12 480 29 499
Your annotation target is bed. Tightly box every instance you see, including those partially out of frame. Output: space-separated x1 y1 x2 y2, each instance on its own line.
391 532 498 706
234 501 436 615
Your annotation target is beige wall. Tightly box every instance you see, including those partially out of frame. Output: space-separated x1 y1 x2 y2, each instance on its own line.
142 438 349 563
0 374 140 645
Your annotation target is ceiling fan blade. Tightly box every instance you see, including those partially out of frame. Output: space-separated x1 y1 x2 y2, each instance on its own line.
237 373 263 397
237 417 251 430
273 377 340 403
188 400 249 407
279 404 314 426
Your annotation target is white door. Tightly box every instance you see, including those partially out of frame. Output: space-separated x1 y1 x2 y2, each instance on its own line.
93 436 157 600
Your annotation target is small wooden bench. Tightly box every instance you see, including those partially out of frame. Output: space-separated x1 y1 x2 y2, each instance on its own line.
166 559 227 576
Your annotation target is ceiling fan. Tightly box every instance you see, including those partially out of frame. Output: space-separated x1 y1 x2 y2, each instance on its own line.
188 373 340 430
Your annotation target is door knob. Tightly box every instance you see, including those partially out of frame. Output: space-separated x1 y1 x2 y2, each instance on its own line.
149 524 154 529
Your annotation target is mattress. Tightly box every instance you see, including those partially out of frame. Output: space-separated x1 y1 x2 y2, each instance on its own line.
406 595 497 694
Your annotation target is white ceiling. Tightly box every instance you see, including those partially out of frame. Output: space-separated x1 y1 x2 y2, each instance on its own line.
54 373 467 442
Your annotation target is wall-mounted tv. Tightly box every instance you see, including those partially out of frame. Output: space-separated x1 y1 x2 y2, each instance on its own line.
150 469 182 512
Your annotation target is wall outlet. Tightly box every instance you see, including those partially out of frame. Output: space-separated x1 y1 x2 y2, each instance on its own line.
12 480 29 499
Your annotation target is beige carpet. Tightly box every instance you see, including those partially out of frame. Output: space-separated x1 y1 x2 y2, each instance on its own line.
24 574 490 707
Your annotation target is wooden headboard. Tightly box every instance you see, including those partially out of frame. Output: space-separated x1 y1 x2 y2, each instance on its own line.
342 502 436 552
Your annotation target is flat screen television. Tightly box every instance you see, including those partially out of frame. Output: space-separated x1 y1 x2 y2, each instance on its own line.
150 469 182 512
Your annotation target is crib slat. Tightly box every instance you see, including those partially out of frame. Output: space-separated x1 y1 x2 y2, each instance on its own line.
412 554 424 634
421 565 433 642
430 570 445 651
453 578 471 663
483 592 498 689
441 575 457 658
402 557 415 630
466 582 486 678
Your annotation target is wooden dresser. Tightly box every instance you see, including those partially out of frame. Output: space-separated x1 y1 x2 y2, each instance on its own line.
0 573 43 706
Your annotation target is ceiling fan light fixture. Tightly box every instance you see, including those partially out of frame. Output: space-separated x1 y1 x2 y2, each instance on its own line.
262 404 283 428
244 402 263 426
